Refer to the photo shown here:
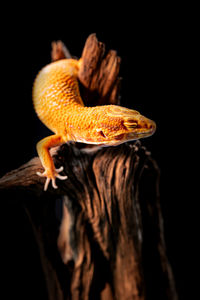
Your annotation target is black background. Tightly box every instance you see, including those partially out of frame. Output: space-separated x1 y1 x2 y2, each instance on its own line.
0 5 195 300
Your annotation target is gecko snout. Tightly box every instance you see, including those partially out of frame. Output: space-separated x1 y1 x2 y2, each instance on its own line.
137 116 156 135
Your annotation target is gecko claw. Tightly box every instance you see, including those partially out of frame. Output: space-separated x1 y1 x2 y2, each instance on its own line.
36 165 67 191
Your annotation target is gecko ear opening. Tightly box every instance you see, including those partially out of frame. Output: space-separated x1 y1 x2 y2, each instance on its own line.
99 130 107 138
96 128 107 138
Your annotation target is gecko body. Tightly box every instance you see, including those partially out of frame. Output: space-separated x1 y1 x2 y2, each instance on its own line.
33 58 156 190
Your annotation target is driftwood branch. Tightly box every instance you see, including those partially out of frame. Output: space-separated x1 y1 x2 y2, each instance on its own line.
0 34 178 300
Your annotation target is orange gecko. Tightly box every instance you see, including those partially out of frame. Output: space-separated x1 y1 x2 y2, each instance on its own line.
33 58 156 191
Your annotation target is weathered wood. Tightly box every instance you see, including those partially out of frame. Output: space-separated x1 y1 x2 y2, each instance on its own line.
78 33 121 106
0 142 177 300
0 34 178 300
79 33 106 89
51 40 72 61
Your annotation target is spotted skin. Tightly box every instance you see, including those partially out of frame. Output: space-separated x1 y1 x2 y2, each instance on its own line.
33 58 156 190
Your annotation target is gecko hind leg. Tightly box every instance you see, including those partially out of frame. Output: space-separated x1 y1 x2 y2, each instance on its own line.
36 135 68 191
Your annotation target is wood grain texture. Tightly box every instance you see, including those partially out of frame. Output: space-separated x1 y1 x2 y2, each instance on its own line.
0 142 177 300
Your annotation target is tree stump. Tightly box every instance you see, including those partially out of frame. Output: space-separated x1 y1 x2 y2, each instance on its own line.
0 34 178 300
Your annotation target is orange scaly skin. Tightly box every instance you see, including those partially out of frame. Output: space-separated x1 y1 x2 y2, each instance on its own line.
33 58 156 191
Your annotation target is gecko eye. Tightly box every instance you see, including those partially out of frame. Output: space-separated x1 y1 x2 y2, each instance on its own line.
129 123 137 128
123 119 138 129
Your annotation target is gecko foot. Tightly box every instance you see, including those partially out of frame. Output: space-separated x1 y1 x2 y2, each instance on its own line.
37 166 68 191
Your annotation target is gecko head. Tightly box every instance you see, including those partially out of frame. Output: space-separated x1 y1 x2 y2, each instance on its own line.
96 105 156 145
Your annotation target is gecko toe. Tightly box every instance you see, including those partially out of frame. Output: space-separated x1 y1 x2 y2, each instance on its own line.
44 177 51 191
56 166 64 172
37 171 45 177
52 178 58 189
55 166 68 181
56 174 68 180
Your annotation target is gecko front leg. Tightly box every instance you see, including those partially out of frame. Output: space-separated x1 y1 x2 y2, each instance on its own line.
36 135 68 191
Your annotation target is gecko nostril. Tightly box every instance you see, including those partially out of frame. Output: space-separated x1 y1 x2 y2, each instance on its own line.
148 121 156 132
